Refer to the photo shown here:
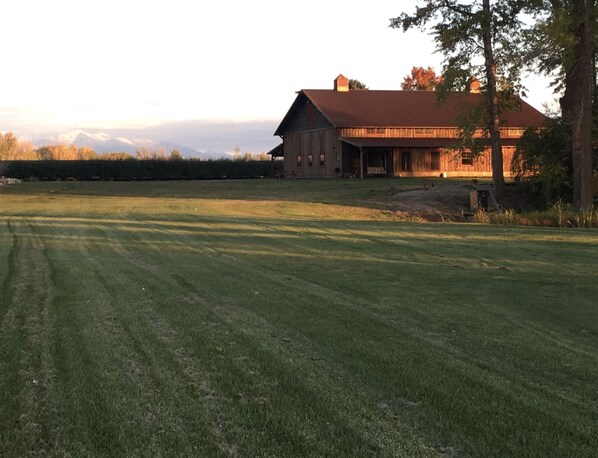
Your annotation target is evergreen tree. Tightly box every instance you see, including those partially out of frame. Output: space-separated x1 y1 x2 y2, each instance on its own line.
392 0 528 199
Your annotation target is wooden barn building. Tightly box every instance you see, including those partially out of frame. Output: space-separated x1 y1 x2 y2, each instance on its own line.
273 74 547 178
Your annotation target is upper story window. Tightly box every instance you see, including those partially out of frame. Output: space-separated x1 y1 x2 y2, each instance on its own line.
307 154 313 167
296 154 302 167
320 153 325 166
414 128 434 136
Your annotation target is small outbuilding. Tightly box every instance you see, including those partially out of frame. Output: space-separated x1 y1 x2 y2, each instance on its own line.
274 74 547 178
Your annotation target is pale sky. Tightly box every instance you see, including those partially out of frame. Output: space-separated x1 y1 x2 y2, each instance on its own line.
1 0 555 138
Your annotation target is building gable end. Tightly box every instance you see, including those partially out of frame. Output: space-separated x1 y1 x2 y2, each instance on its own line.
275 92 334 136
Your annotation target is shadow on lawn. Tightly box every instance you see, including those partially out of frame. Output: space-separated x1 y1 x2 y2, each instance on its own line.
1 178 472 211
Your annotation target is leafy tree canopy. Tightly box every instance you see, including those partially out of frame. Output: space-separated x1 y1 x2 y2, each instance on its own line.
391 1 529 198
348 79 368 90
521 0 596 209
401 66 443 91
1 132 37 160
391 0 526 96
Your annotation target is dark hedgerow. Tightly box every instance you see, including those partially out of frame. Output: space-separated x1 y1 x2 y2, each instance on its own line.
511 119 572 207
0 159 283 181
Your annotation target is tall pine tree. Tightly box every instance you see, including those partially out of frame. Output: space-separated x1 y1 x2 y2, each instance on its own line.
391 1 528 199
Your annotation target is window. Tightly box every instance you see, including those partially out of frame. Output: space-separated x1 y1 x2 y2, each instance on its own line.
461 152 474 166
320 153 325 166
430 151 440 171
296 154 302 167
307 154 313 167
414 128 434 137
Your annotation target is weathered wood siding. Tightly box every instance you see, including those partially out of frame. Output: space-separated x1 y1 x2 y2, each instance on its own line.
281 97 342 177
283 129 342 178
391 147 517 177
279 96 526 178
285 101 332 133
339 127 526 140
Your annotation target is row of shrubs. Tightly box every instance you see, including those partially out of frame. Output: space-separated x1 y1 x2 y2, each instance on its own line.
473 206 598 228
0 160 283 181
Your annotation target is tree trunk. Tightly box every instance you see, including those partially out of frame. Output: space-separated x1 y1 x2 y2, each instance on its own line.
578 0 593 210
568 0 594 210
482 0 506 200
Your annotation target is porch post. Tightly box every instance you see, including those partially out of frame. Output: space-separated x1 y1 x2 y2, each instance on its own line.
270 152 274 178
359 147 364 179
384 150 388 175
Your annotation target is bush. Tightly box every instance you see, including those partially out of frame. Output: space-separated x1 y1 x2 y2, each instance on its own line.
473 204 598 228
0 159 283 181
512 119 572 207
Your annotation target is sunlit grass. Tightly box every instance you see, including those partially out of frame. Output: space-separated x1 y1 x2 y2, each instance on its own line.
1 180 597 457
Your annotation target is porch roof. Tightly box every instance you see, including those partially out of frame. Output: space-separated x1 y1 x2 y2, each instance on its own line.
267 143 284 158
340 137 522 148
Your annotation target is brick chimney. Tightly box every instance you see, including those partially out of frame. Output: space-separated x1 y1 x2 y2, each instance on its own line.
469 77 481 94
334 74 349 92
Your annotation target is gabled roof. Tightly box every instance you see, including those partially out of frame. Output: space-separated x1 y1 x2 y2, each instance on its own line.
274 89 546 136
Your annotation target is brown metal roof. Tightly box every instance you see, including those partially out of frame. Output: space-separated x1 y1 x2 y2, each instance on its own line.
275 89 546 136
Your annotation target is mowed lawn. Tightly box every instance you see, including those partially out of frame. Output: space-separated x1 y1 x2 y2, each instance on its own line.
1 180 597 457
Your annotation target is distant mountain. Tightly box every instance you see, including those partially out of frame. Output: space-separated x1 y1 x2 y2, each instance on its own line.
34 119 281 159
38 130 230 159
123 120 281 153
46 130 149 155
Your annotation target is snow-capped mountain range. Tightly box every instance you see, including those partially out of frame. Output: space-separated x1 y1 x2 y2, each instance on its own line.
42 130 220 159
33 120 280 159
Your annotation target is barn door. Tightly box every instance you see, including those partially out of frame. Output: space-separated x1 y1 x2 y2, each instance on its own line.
430 151 440 171
400 151 411 171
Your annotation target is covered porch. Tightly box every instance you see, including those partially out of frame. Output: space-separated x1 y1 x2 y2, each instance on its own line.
340 138 394 178
341 138 453 178
266 143 284 178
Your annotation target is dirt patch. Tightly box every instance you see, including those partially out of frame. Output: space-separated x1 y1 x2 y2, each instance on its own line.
387 183 471 221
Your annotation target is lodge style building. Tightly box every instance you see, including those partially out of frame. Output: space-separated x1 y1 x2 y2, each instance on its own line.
273 75 547 178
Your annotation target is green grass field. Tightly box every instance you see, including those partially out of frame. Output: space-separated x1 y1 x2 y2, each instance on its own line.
1 180 597 457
